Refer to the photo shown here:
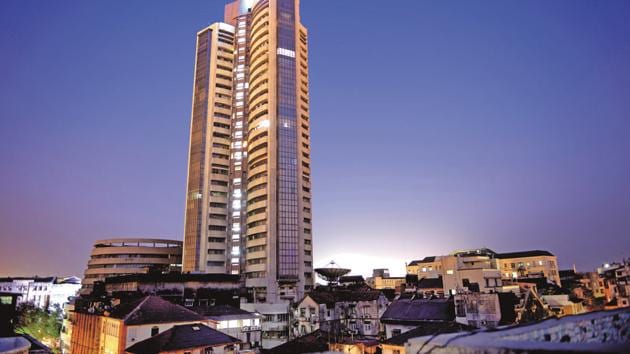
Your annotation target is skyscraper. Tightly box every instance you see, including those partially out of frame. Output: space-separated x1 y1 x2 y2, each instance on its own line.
183 0 313 305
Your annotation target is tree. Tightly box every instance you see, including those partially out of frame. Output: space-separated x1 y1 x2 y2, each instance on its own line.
15 303 62 353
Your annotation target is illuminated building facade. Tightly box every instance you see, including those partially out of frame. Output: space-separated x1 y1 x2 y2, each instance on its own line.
183 0 313 304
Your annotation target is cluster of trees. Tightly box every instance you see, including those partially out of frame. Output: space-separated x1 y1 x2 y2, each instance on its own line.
15 303 62 352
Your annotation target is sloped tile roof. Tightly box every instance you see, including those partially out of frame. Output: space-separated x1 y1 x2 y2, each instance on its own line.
108 296 205 325
383 322 474 346
381 298 454 324
125 323 240 353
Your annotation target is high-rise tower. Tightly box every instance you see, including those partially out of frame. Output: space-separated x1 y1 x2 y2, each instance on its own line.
183 0 313 304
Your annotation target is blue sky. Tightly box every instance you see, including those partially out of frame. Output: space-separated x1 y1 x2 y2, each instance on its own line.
1 0 629 277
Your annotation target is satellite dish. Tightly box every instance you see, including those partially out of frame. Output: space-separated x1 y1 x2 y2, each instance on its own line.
315 260 351 285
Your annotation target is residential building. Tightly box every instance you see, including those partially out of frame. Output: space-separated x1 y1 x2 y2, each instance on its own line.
372 269 390 278
70 296 210 354
380 297 454 339
195 304 262 350
264 329 329 353
406 248 561 294
405 307 630 353
81 238 182 294
240 302 290 349
453 292 519 328
372 276 406 292
541 294 585 316
124 323 241 354
380 322 473 354
0 276 81 310
328 338 380 354
406 256 442 279
495 250 561 286
598 261 630 308
293 289 388 338
182 0 314 306
416 277 445 298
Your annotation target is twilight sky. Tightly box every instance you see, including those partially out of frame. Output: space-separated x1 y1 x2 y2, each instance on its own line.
1 0 629 278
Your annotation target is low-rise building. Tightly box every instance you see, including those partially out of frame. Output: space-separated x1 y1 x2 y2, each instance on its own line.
406 248 561 295
124 323 241 354
454 292 519 328
195 304 262 350
372 276 406 292
81 238 182 295
70 296 210 354
541 294 585 316
294 289 388 338
380 322 473 354
240 302 291 350
495 250 561 286
405 307 630 353
60 300 76 354
416 277 445 298
0 276 81 310
380 297 454 338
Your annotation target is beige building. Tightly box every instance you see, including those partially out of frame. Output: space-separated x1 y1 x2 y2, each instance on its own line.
182 0 313 306
81 238 182 294
372 276 406 292
495 250 561 286
407 249 561 294
70 296 210 354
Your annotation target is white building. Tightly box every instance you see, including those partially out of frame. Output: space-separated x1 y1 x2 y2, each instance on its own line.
0 276 81 310
197 304 262 350
294 289 388 338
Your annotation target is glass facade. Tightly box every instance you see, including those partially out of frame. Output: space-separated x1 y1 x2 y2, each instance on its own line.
276 0 299 279
184 29 212 272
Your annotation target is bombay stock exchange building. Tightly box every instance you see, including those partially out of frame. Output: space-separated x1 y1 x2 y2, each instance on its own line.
183 0 313 305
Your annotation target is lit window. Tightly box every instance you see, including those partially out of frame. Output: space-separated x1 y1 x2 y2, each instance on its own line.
234 178 241 185
277 48 296 58
257 119 270 129
232 200 241 210
446 270 454 275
